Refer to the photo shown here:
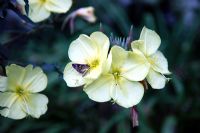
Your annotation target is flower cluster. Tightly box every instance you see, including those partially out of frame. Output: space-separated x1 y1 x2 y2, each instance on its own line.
0 64 48 119
0 26 170 120
64 27 170 108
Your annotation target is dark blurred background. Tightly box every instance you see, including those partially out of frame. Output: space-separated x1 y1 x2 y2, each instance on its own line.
0 0 200 133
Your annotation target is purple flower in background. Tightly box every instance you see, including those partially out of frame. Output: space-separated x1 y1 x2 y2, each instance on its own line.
181 0 200 10
0 9 35 33
117 0 133 6
173 0 200 27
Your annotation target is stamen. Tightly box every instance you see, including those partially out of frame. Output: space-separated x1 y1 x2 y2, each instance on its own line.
16 87 25 96
113 69 121 80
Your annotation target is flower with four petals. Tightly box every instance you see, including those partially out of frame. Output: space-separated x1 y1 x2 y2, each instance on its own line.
131 27 171 89
0 64 48 119
64 32 110 87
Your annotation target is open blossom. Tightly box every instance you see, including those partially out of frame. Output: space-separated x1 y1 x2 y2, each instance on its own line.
0 64 48 119
131 26 171 89
17 0 72 22
63 31 110 87
84 46 146 108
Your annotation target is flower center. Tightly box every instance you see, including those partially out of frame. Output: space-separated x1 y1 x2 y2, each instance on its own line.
112 69 121 80
39 0 46 4
16 86 27 97
147 57 156 66
89 59 100 68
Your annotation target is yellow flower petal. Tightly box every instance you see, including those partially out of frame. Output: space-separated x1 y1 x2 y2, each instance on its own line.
23 94 48 118
6 64 47 92
110 77 144 108
6 64 25 91
146 69 167 89
149 51 171 74
90 32 110 62
0 98 26 120
63 62 86 87
68 34 98 64
121 49 150 81
0 92 18 108
131 40 144 51
28 3 51 22
84 65 102 80
102 52 112 74
17 0 72 22
22 65 48 93
0 76 7 92
139 26 161 56
111 46 128 70
45 0 72 13
84 74 114 102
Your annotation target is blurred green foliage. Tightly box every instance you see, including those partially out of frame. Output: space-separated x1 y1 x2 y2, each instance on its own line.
0 0 200 133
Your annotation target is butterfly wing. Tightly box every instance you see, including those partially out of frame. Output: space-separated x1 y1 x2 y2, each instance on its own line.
72 64 90 75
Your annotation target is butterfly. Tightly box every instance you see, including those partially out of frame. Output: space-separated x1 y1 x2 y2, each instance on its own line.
72 63 90 76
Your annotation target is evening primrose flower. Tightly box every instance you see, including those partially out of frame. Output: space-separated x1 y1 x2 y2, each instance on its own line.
131 27 171 89
64 31 110 87
0 64 48 119
17 0 72 22
84 46 147 108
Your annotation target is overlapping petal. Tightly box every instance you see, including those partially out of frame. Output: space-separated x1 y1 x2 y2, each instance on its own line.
90 32 110 61
23 94 48 118
6 64 26 91
0 92 18 108
68 34 98 64
64 62 86 87
84 65 102 80
23 65 48 93
84 74 114 102
110 77 144 108
131 40 144 51
111 46 128 70
102 52 112 74
149 51 171 74
0 98 26 120
146 69 167 89
28 3 51 22
139 26 161 56
121 49 150 81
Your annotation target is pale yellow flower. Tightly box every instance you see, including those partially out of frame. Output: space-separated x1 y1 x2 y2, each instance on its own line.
84 46 146 108
131 26 171 89
0 64 48 119
17 0 72 22
63 31 110 87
